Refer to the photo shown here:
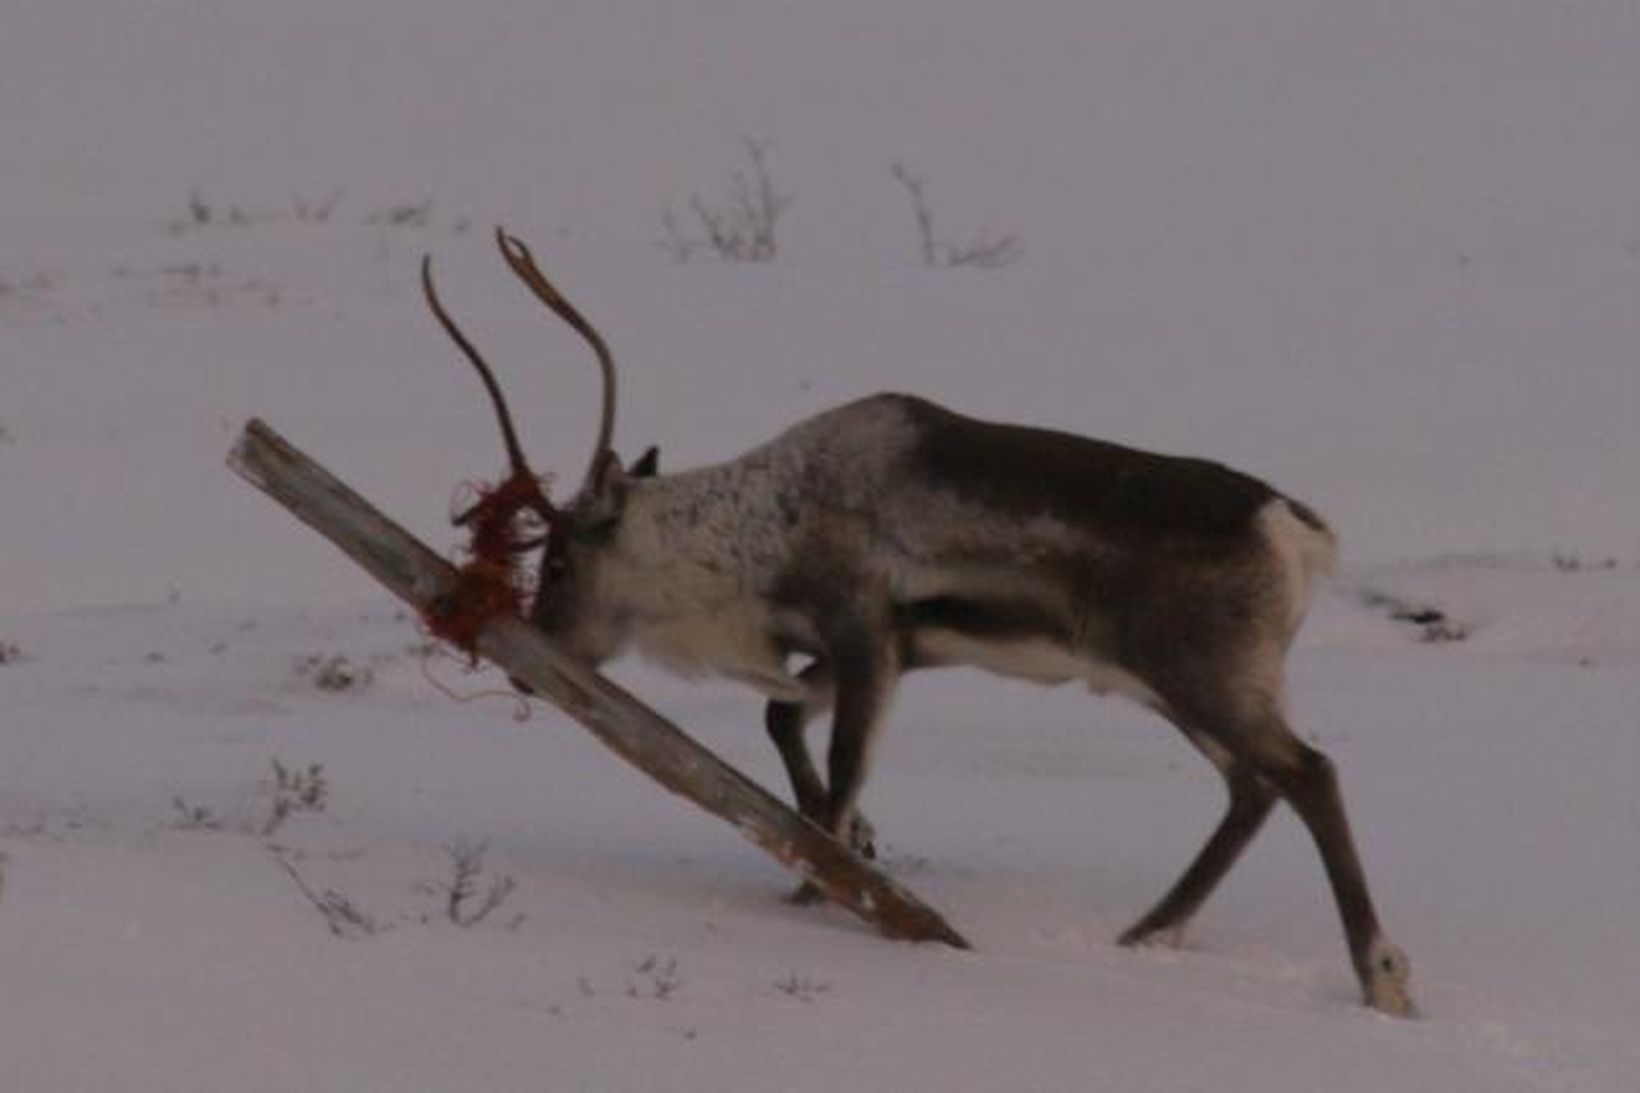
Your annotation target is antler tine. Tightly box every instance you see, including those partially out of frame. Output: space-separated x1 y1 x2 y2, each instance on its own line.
421 254 535 483
422 255 560 535
494 227 617 487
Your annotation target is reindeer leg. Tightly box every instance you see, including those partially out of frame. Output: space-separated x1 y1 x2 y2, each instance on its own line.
1183 695 1414 1016
1120 758 1277 947
1256 735 1415 1016
766 658 882 905
822 637 898 857
764 661 833 825
1128 647 1414 1015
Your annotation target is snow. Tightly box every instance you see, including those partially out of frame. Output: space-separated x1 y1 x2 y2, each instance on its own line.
3 2 1638 1089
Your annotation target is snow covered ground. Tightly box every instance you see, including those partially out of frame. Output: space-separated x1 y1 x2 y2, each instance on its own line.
3 3 1637 1089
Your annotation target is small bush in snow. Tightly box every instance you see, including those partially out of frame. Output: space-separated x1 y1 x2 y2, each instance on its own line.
430 839 518 927
297 653 372 693
167 188 229 234
166 188 461 236
171 796 222 831
1551 551 1619 573
626 954 682 1000
290 187 347 225
365 199 435 229
773 972 833 1002
1361 589 1470 644
273 851 386 939
659 137 791 263
890 162 1023 270
261 759 329 837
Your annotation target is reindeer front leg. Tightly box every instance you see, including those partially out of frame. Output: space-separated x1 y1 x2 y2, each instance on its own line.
765 658 887 859
769 632 897 905
765 662 833 825
822 636 899 854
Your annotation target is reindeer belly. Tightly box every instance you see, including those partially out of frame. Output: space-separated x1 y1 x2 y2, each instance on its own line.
899 594 1160 705
909 627 1083 684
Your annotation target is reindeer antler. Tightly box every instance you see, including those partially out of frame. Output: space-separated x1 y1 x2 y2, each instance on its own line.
420 253 557 535
495 227 617 490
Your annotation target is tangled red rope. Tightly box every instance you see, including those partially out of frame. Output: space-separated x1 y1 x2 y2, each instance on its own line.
423 470 552 659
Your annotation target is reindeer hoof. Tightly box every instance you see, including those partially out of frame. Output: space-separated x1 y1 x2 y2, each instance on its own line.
786 880 826 906
1118 921 1187 949
1361 939 1417 1018
849 813 877 859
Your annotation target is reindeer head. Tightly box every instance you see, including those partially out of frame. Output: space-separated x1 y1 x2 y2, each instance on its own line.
529 445 655 665
422 229 654 667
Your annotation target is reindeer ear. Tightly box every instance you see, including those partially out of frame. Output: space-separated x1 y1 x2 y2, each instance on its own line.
629 446 660 478
581 448 630 526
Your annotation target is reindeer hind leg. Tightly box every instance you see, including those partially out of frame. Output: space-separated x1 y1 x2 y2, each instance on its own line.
1119 745 1278 947
1178 685 1414 1015
1253 731 1415 1016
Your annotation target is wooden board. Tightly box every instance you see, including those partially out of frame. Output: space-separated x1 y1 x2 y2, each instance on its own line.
228 418 969 949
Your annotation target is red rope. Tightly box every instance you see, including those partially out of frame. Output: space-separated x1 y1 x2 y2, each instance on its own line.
423 470 551 660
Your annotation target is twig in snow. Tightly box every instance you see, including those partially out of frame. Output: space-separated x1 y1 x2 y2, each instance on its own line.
438 839 518 927
659 138 791 263
890 162 1022 269
273 851 385 939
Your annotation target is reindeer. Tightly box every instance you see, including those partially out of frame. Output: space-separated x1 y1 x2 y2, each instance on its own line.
420 230 1415 1017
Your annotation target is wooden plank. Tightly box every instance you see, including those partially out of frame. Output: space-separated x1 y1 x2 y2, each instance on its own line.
228 418 969 949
